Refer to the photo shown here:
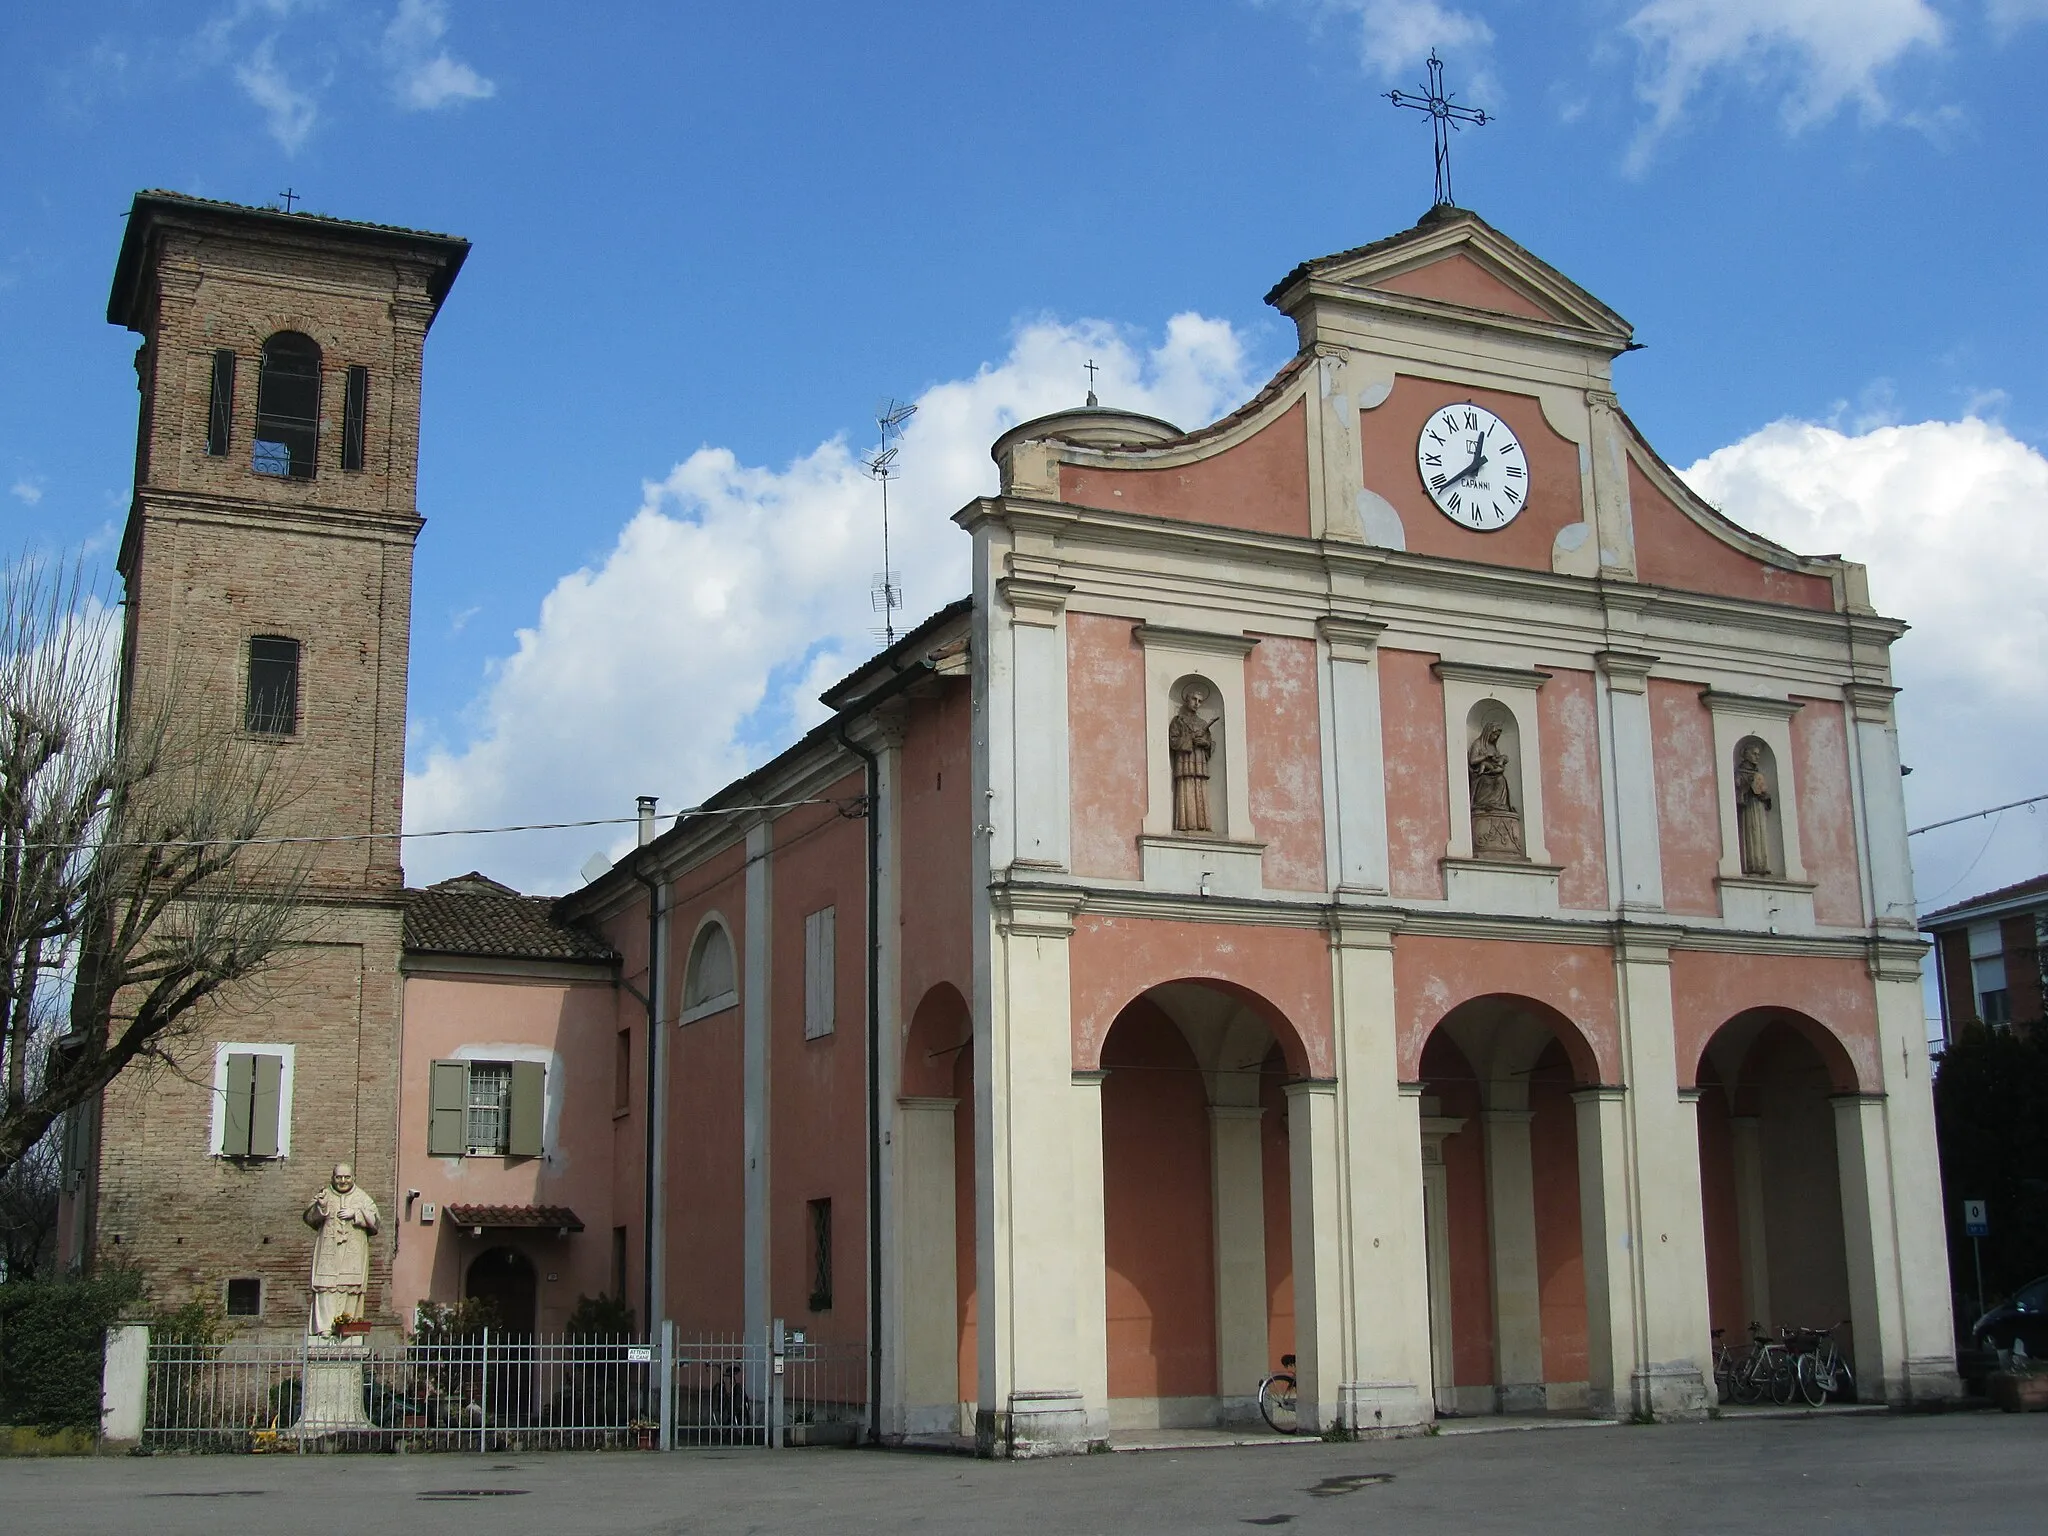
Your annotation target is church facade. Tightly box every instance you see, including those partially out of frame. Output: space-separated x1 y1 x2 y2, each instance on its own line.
68 190 1958 1452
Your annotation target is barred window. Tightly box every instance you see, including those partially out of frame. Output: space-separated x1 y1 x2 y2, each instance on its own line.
225 1278 262 1317
466 1062 512 1155
252 331 321 479
246 635 300 735
807 1197 833 1313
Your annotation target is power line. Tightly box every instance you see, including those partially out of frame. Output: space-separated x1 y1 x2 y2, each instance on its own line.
1908 792 2048 838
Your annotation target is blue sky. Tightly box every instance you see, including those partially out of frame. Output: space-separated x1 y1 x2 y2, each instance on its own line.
5 2 2048 995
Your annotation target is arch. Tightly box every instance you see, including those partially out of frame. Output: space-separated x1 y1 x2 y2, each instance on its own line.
1079 974 1313 1079
253 330 322 478
901 982 971 1098
1691 1006 1862 1097
1425 992 1602 1088
680 913 738 1020
465 1245 537 1336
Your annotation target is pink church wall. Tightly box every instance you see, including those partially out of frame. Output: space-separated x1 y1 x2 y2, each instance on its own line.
1630 462 1836 612
1538 667 1609 910
1668 949 1879 1095
1651 679 1722 918
1370 253 1556 322
1790 697 1865 927
1246 633 1326 892
1068 916 1335 1078
899 685 977 1016
1393 935 1621 1085
394 971 621 1334
1381 648 1450 900
1066 612 1146 881
1058 399 1312 540
1359 382 1583 572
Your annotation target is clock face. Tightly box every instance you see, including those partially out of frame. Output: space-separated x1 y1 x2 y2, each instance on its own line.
1416 403 1527 531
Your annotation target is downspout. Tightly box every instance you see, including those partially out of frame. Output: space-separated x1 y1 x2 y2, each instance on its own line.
631 795 665 1338
836 721 884 1443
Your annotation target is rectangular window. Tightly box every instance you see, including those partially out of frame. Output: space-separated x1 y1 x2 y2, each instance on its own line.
615 1028 632 1114
807 1198 833 1312
804 906 836 1040
466 1062 512 1154
211 1044 291 1159
245 636 300 735
206 350 236 457
433 1058 546 1157
1983 989 2012 1028
341 364 368 472
225 1278 262 1317
612 1227 629 1302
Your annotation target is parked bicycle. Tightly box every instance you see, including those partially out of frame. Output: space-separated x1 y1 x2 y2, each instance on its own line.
1258 1354 1299 1434
1786 1322 1854 1406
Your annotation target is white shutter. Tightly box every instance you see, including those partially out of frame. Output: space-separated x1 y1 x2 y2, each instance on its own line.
804 906 836 1040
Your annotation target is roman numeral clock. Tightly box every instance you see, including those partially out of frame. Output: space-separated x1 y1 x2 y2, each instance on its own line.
1417 403 1526 530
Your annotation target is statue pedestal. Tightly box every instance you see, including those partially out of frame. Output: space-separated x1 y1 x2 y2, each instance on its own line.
296 1337 373 1434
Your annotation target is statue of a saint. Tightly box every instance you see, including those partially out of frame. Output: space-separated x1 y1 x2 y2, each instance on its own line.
1736 741 1775 877
1168 688 1216 834
304 1163 380 1336
1468 720 1525 858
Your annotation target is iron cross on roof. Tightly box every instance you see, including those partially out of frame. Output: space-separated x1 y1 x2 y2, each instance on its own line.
1386 51 1490 208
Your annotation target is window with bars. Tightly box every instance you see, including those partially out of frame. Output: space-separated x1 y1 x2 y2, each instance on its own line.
225 1278 262 1317
429 1058 545 1158
342 364 368 472
807 1198 833 1313
206 349 236 457
466 1062 513 1155
246 635 300 735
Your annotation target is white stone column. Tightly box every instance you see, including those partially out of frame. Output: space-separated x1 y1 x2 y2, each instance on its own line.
1728 1116 1773 1330
1833 1092 1906 1403
996 573 1072 872
894 1097 961 1436
1418 1111 1465 1416
1286 1079 1342 1435
1329 915 1434 1432
1572 1087 1634 1419
1846 683 1915 933
1318 617 1390 895
742 818 773 1344
1210 1105 1269 1414
1482 1107 1545 1413
1595 651 1664 913
976 888 1102 1455
861 713 913 1435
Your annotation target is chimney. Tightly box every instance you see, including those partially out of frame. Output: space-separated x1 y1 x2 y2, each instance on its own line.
637 795 658 847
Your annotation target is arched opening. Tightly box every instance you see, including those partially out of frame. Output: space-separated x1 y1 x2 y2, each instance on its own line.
253 331 322 479
1695 1010 1855 1379
897 983 975 1435
1099 979 1302 1430
681 918 737 1019
1417 994 1597 1416
466 1245 538 1336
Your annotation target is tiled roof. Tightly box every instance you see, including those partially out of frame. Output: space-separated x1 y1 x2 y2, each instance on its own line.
1922 872 2048 927
133 188 466 244
443 1204 585 1232
403 873 616 964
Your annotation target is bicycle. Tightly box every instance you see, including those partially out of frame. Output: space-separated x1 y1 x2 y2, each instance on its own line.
1789 1322 1854 1406
1258 1354 1299 1434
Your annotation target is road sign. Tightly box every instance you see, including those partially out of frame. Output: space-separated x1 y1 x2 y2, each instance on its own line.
1964 1199 1990 1238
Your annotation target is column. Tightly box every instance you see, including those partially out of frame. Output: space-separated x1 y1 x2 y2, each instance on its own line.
997 573 1072 871
1286 1079 1342 1435
742 819 773 1343
1482 1108 1545 1412
1572 1087 1634 1419
1328 914 1434 1432
1833 1093 1906 1404
1318 617 1390 894
1728 1116 1773 1330
894 1097 962 1435
1418 1111 1465 1415
1595 651 1664 913
976 888 1101 1456
1210 1105 1269 1412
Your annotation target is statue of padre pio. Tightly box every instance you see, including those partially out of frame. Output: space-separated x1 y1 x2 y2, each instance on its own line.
304 1163 380 1336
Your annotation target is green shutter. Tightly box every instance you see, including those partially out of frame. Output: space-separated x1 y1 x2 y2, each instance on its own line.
248 1053 283 1158
222 1052 255 1156
508 1060 545 1158
429 1060 468 1156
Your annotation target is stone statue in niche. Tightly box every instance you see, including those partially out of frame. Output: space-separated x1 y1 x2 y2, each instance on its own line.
1468 719 1526 858
304 1162 380 1336
1737 741 1775 877
1169 687 1215 834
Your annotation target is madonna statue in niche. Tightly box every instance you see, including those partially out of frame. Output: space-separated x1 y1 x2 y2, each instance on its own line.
1169 686 1216 834
1736 740 1776 877
1468 719 1526 858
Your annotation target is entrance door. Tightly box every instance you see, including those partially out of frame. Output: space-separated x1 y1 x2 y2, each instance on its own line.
466 1246 538 1336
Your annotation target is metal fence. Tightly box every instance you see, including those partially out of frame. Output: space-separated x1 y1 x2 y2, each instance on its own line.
141 1322 866 1454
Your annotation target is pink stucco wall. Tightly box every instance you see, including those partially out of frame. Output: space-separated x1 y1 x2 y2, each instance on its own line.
395 969 622 1334
1631 463 1836 612
1372 253 1556 322
1067 612 1146 881
1668 950 1879 1095
1538 667 1608 910
899 685 977 1023
1394 935 1621 1085
1381 648 1450 900
1651 679 1721 918
1058 399 1311 541
1246 633 1326 892
1790 697 1864 927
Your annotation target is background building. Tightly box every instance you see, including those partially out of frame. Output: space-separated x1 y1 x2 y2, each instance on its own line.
1924 875 2048 1041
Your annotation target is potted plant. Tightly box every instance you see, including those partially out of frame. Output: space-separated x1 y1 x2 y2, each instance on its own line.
1987 1355 2048 1412
630 1417 659 1450
334 1312 373 1339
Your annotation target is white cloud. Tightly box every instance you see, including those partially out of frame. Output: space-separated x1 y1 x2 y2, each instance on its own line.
1679 415 2048 914
404 314 1265 893
234 34 317 152
10 480 44 507
1313 0 1493 76
383 0 494 110
1988 0 2048 35
1623 0 1943 166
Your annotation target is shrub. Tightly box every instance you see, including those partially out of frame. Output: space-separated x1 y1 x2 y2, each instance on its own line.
0 1268 144 1431
564 1292 636 1340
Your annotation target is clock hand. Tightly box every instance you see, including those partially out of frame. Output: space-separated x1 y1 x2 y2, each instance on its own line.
1443 431 1490 490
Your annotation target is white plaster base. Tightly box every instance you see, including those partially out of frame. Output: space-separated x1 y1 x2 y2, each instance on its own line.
1139 834 1266 898
980 1390 1099 1458
1442 858 1563 916
1340 1380 1431 1434
296 1339 373 1433
1106 1394 1261 1431
1496 1382 1546 1414
1716 877 1816 934
1901 1356 1963 1406
1631 1363 1709 1421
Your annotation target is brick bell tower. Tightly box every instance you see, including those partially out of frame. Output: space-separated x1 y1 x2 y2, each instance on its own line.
87 193 467 1332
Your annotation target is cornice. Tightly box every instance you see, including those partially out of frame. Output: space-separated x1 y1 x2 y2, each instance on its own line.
1133 623 1260 658
1431 660 1551 691
133 487 424 543
998 575 1075 626
1700 689 1804 721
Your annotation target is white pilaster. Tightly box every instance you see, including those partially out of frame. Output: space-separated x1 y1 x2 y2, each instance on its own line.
1572 1087 1634 1419
1286 1078 1343 1435
1832 1093 1906 1403
1846 684 1916 932
1481 1107 1545 1412
1319 617 1390 894
894 1097 962 1435
1210 1105 1269 1411
1001 578 1072 870
1595 650 1664 912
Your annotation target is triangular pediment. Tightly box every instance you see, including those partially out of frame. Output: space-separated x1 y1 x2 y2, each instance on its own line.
1265 206 1633 351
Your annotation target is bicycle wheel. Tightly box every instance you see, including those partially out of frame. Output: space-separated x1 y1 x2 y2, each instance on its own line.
1258 1371 1299 1435
1768 1351 1798 1405
1796 1353 1827 1407
1732 1351 1765 1405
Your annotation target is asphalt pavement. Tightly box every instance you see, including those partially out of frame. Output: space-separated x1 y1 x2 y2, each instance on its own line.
3 1409 2039 1535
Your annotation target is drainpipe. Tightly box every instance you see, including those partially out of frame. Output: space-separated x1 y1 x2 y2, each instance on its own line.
836 724 884 1443
631 796 666 1339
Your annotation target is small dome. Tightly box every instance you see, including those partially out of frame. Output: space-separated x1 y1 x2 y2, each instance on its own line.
991 406 1183 462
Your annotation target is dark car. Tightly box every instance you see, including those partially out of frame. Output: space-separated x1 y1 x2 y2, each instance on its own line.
1973 1275 2048 1359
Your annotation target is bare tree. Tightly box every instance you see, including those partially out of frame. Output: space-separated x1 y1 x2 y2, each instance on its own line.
0 559 307 1182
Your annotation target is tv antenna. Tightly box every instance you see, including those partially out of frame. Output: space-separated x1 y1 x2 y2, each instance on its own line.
863 399 917 646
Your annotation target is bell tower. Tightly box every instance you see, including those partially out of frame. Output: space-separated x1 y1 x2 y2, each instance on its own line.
86 194 467 1328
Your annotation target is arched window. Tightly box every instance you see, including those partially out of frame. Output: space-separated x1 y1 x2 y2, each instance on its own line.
252 331 321 479
681 920 737 1021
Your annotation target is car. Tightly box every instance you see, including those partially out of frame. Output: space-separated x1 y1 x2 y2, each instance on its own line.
1973 1275 2048 1360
